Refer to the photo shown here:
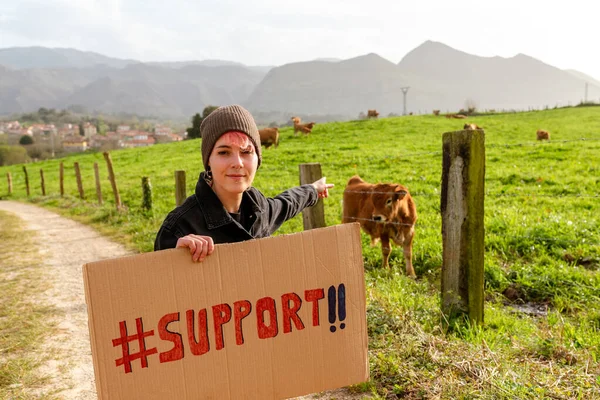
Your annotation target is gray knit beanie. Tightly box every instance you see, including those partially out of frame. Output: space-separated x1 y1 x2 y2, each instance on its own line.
200 105 262 171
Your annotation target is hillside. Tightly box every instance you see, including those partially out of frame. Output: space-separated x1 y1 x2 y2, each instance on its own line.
245 53 419 116
566 69 600 92
0 46 136 69
1 44 600 119
247 41 600 116
398 40 600 110
1 62 268 118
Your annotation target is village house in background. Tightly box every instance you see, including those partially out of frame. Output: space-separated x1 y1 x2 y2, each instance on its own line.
0 120 186 160
82 122 97 138
62 135 88 153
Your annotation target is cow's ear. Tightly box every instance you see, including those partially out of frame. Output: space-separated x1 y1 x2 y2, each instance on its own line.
393 189 407 201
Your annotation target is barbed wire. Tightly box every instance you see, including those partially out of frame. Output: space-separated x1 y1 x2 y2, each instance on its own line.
353 150 443 159
342 190 412 195
9 187 599 203
487 233 600 247
489 193 599 199
487 137 600 149
341 215 416 228
341 189 599 199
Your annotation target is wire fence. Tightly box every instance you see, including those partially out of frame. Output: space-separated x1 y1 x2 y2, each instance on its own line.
3 135 599 252
487 137 600 149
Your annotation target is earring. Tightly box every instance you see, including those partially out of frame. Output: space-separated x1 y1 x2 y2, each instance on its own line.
205 167 213 184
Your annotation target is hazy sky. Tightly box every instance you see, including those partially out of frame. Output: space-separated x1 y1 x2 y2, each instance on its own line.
1 0 598 79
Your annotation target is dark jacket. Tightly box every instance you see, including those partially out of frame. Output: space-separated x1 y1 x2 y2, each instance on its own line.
154 172 318 250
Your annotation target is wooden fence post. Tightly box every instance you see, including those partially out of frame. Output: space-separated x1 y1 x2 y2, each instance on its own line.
94 162 103 205
7 172 12 195
175 170 186 206
441 129 485 324
141 176 152 211
40 169 46 196
103 151 122 210
74 162 84 199
23 166 30 197
59 162 64 197
299 163 326 230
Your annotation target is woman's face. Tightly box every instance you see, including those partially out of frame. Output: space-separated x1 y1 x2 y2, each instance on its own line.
208 132 258 196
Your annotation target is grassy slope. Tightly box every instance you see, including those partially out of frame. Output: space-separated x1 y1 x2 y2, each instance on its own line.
1 107 599 397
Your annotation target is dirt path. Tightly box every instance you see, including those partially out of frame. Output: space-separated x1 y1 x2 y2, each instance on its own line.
0 200 369 400
0 200 133 399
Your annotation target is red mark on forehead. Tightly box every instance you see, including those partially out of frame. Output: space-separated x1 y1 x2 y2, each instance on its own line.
219 131 254 152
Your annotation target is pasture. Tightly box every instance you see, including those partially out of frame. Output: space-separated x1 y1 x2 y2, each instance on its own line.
1 106 600 398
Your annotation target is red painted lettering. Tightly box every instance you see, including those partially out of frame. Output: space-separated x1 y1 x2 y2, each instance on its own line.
158 312 184 363
256 297 278 339
212 304 232 350
281 293 305 333
186 309 209 356
304 288 325 326
233 300 252 345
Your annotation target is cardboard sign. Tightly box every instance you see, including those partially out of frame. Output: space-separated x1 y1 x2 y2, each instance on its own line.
83 223 368 400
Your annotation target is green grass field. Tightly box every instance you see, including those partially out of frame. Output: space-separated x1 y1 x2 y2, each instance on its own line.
1 106 599 398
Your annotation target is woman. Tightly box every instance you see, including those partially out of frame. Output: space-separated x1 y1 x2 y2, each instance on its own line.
154 104 333 262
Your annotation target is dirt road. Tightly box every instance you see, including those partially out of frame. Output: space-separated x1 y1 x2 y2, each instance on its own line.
0 200 132 399
0 200 369 400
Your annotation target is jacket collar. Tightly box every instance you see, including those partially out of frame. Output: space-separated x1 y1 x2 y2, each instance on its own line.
194 171 263 230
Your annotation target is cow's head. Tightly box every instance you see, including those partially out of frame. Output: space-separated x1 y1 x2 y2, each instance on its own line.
371 184 408 222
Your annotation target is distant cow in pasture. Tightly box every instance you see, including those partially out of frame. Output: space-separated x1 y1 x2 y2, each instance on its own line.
464 123 483 130
258 127 279 148
291 117 316 135
433 110 440 116
536 129 550 140
342 175 417 277
367 109 380 118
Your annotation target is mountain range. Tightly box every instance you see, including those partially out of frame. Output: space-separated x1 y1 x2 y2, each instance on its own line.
1 42 599 122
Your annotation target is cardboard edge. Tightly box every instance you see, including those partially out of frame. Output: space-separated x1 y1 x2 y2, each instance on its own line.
338 223 370 383
82 262 104 400
351 223 370 382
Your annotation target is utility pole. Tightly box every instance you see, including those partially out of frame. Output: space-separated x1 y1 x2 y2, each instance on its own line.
401 87 410 115
585 82 589 103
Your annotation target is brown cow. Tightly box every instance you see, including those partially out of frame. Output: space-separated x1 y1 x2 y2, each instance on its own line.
291 117 316 135
464 123 482 130
367 109 379 118
258 127 279 148
342 175 417 276
433 110 440 116
537 129 550 140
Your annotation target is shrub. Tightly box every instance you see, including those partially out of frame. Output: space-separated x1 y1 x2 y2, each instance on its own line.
0 145 29 166
19 135 34 145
